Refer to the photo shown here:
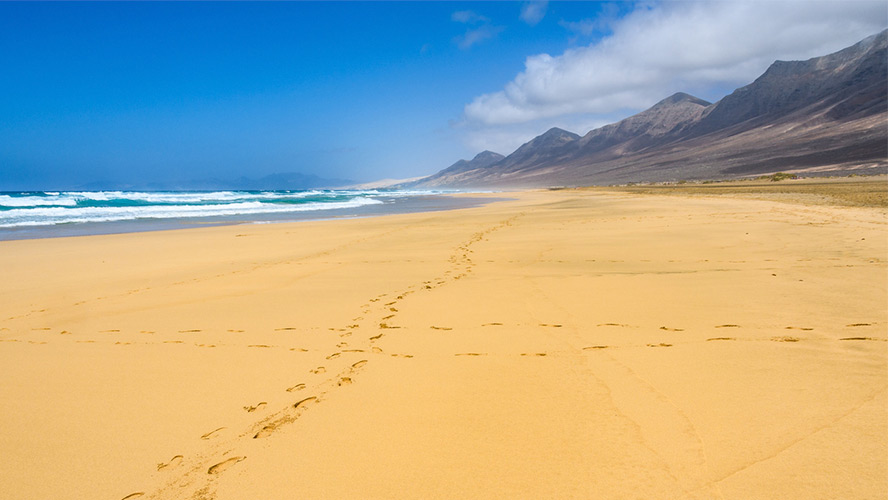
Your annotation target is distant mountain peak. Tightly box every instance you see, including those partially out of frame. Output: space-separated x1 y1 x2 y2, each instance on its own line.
541 127 580 139
472 150 504 162
657 92 711 107
698 28 887 131
573 91 711 154
506 127 580 159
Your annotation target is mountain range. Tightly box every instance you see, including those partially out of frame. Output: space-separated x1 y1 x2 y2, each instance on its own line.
410 30 887 188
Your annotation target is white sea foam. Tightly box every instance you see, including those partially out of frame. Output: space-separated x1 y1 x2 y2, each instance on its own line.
0 196 383 228
0 194 78 207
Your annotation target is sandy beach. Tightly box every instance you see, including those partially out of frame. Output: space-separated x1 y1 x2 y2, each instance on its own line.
1 188 885 499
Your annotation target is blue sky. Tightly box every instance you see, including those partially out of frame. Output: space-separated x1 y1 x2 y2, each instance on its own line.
1 1 885 189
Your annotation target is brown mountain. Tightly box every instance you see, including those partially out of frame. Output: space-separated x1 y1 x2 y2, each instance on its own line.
412 150 504 187
414 30 887 188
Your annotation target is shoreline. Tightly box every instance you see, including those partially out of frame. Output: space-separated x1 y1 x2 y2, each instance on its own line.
1 189 884 499
0 193 505 241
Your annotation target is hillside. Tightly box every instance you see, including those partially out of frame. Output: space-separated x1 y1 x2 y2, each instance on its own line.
412 30 887 188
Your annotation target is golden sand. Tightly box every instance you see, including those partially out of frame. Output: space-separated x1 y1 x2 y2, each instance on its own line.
1 189 885 499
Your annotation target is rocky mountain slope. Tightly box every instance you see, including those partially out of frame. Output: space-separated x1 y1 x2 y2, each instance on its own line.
412 30 887 188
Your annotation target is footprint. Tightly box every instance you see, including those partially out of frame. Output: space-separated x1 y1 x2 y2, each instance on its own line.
121 493 144 500
481 322 503 327
539 323 562 328
707 337 735 341
846 323 873 327
310 366 326 374
771 336 800 342
243 402 267 413
430 326 452 331
455 353 486 356
247 344 272 348
178 329 202 333
326 353 341 360
351 360 368 369
207 456 246 475
294 396 318 409
659 326 684 332
163 340 184 344
101 329 120 333
286 383 306 392
289 348 309 352
156 455 183 471
227 329 245 333
342 349 366 353
369 333 383 341
840 337 884 341
520 353 547 357
275 327 298 331
597 323 630 327
371 346 384 353
583 345 610 350
338 377 353 386
785 326 814 331
646 343 673 347
379 323 400 329
200 427 226 440
714 325 740 328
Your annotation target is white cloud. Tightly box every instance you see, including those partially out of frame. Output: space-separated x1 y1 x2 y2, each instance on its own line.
455 24 506 50
452 10 488 24
559 18 602 37
452 9 504 49
559 4 622 38
464 0 887 126
520 1 548 26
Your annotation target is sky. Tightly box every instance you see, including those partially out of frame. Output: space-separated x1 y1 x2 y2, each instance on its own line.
0 1 885 189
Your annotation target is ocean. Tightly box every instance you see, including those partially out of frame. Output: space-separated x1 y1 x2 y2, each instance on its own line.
0 189 490 240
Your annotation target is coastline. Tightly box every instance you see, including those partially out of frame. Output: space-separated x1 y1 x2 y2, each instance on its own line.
0 193 503 241
1 188 885 499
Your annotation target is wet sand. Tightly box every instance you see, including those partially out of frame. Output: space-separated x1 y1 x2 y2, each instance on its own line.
0 189 885 499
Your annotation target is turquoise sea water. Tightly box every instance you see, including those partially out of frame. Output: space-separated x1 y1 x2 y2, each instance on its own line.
0 189 493 240
0 189 451 228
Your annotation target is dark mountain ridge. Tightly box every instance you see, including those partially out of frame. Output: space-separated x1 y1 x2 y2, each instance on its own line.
412 30 887 188
410 150 505 187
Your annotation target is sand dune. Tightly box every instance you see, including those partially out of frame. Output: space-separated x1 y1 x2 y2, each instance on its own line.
0 189 885 499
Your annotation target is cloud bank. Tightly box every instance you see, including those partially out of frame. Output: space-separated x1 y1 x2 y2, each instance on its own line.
465 0 887 127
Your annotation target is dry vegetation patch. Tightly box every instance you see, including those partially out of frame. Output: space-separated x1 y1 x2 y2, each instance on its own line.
587 175 888 208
